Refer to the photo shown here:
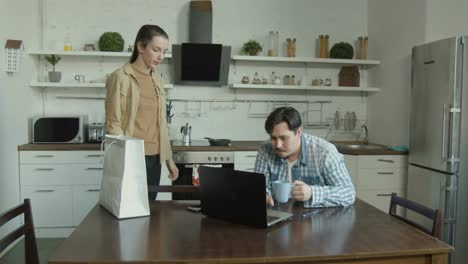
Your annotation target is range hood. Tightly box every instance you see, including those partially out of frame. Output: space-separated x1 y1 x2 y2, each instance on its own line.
172 0 231 87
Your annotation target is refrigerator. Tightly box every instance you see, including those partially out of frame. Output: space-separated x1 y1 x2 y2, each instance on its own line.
409 36 468 264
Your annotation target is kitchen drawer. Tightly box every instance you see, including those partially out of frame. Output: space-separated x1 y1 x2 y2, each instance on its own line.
21 185 73 227
71 164 104 185
234 163 256 172
234 151 258 164
20 164 73 185
20 151 103 164
343 155 358 186
73 185 100 226
358 189 406 213
358 155 407 169
357 168 406 190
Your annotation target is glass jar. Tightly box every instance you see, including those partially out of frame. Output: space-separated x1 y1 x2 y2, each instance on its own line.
357 36 368 59
268 31 279 57
286 38 296 57
318 34 329 58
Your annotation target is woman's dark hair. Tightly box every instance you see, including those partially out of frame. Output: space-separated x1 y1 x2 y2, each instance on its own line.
265 107 302 134
130 24 169 63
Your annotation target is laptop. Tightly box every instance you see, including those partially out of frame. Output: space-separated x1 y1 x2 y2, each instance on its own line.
198 166 293 228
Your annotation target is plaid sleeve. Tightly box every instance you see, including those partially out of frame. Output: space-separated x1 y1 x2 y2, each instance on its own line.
254 145 272 197
304 150 356 207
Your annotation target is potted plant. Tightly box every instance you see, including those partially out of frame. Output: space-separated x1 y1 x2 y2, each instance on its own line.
98 32 125 52
242 40 263 56
45 54 62 82
329 42 354 59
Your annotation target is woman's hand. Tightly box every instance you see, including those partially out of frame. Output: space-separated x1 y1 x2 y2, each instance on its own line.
166 158 179 181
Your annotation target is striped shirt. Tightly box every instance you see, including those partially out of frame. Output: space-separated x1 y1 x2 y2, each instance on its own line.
254 133 355 207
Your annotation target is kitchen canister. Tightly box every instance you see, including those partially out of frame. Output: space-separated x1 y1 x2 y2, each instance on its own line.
357 36 368 60
318 34 329 58
286 38 296 57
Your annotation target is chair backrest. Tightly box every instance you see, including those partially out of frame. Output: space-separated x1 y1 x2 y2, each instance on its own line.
389 193 441 238
0 199 39 264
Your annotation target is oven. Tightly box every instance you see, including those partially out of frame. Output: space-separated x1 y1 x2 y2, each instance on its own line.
172 151 234 200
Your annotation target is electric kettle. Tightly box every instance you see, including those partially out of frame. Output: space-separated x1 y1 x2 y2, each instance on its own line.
180 123 192 145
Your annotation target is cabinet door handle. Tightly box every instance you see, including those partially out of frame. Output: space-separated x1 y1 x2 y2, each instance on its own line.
87 154 102 158
87 189 100 192
35 155 54 158
245 155 257 158
35 190 55 193
245 168 255 171
86 168 103 171
377 172 394 175
376 193 392 197
377 159 395 163
35 168 54 171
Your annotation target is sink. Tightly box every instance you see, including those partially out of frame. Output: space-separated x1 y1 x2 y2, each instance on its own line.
335 144 385 150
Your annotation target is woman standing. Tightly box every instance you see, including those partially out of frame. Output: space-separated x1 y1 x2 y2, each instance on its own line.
105 24 178 200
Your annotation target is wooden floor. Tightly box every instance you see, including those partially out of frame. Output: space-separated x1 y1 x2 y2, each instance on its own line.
0 238 64 264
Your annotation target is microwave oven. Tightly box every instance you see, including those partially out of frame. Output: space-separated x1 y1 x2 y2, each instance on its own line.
32 116 85 143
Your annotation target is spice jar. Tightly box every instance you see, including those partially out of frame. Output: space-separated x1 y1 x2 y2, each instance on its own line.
286 38 296 57
268 31 279 56
357 36 368 59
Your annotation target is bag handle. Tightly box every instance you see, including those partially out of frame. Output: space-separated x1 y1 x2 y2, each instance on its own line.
99 139 118 164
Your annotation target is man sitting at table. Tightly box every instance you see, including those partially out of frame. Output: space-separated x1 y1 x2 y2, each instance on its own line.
255 107 355 207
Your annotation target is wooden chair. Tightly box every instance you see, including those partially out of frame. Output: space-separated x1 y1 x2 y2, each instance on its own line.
389 193 441 238
0 199 39 264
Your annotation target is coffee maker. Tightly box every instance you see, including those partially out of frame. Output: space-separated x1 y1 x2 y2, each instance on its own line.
180 123 192 145
87 122 105 143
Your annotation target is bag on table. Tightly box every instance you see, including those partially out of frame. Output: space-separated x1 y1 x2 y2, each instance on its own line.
99 135 150 219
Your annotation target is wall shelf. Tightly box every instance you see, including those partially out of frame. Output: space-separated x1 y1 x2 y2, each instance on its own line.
28 50 172 59
231 55 379 66
29 81 174 89
231 83 380 92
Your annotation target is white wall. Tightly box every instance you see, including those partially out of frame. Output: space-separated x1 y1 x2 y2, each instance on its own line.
425 0 468 42
0 0 42 242
367 0 426 146
38 0 370 142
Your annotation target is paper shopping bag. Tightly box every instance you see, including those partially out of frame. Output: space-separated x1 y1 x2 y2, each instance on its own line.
99 135 150 219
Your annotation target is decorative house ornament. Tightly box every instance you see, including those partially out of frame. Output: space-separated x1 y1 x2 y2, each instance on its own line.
4 39 23 72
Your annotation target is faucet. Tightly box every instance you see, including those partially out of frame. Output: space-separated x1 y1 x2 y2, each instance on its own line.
361 124 368 144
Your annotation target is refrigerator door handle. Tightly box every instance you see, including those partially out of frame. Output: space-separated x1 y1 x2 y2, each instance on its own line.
441 104 448 164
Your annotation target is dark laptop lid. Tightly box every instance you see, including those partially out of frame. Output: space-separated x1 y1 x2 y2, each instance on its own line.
199 166 268 228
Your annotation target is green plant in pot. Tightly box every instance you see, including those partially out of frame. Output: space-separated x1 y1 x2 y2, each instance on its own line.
329 42 354 59
98 32 125 52
242 40 263 56
45 54 62 82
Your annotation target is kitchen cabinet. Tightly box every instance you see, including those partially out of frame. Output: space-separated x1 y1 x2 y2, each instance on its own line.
343 154 357 186
234 151 258 172
19 150 103 237
344 155 408 213
231 55 381 93
27 50 173 89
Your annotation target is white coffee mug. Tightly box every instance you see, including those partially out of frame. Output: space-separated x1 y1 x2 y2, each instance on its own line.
273 180 291 203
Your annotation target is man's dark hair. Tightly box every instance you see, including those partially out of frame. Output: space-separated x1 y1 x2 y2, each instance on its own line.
265 107 302 134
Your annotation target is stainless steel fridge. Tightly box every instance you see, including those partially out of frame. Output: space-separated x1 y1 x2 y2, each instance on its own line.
409 36 468 264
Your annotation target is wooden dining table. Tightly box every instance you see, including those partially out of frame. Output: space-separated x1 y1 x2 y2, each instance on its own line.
48 199 453 264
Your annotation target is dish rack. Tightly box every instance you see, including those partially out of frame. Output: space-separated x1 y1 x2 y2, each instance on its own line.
325 113 367 141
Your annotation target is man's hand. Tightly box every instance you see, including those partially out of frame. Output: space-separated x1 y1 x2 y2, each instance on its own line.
166 158 179 181
266 195 274 206
292 180 312 201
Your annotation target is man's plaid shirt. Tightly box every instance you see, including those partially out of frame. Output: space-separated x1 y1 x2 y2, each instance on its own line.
254 133 355 207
